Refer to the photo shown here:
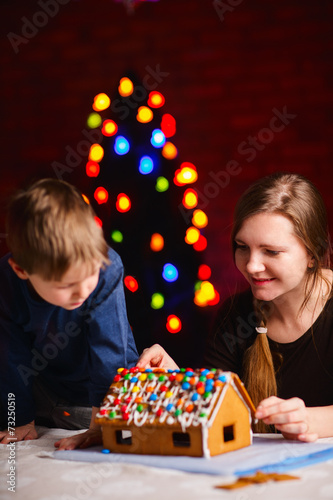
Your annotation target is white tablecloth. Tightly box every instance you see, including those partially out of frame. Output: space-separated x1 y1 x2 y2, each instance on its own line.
1 427 333 500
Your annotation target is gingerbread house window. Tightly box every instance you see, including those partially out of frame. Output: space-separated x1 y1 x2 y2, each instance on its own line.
223 424 235 443
116 429 132 445
172 432 191 448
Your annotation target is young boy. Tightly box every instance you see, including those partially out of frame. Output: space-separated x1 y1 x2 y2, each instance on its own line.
0 178 138 449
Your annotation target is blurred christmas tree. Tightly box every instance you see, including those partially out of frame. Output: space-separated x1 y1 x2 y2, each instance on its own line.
81 72 219 366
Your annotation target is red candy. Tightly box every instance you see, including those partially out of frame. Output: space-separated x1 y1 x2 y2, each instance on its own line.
113 374 121 382
114 398 121 405
122 412 130 420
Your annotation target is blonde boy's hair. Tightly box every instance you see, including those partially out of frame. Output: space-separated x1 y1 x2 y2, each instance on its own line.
6 178 110 280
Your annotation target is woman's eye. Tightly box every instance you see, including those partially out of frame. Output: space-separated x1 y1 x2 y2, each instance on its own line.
266 250 280 256
235 243 247 251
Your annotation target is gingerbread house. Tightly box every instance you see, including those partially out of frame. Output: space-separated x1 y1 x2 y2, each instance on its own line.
95 368 256 458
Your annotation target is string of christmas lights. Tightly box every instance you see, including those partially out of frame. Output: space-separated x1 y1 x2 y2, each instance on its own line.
82 74 219 364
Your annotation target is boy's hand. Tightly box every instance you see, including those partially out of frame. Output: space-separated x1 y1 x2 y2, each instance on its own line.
54 427 102 450
136 344 179 370
0 421 38 444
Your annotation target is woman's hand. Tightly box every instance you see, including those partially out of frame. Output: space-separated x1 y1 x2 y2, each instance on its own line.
255 396 318 442
136 344 179 370
54 427 102 451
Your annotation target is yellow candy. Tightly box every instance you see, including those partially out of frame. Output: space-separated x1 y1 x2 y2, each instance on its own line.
132 386 140 393
117 367 124 373
139 374 147 382
165 391 173 398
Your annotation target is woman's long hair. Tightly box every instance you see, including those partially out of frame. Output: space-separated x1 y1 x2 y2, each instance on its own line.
231 172 332 431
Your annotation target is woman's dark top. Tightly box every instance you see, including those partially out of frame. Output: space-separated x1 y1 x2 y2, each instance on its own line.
204 289 333 407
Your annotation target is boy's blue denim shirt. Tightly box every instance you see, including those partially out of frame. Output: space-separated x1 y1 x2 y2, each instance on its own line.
0 247 138 427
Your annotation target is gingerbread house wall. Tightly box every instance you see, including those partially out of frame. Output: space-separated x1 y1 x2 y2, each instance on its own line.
101 422 204 457
207 384 252 456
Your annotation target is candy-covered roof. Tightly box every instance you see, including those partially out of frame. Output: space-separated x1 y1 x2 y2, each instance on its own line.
96 367 256 431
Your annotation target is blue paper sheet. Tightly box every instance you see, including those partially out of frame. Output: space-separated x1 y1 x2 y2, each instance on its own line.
52 436 333 476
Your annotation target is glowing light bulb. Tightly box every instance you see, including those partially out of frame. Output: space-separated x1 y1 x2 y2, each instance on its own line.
161 113 176 137
155 176 169 192
139 156 154 175
207 290 220 306
198 264 211 281
150 233 164 252
182 188 198 209
137 106 153 123
174 162 198 186
93 93 110 111
148 91 165 108
192 209 208 228
94 187 109 204
94 216 102 227
124 275 138 292
162 142 178 160
151 129 166 148
193 234 207 251
166 314 182 334
116 193 131 213
102 120 118 137
194 281 217 307
185 227 200 245
87 112 102 129
86 161 100 177
114 136 130 155
118 77 134 97
162 263 178 282
151 293 164 310
111 230 123 243
89 144 104 162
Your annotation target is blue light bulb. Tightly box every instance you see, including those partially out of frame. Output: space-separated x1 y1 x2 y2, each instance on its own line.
162 263 179 282
139 156 154 174
150 129 166 148
114 136 130 155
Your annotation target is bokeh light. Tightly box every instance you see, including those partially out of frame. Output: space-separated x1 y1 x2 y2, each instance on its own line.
166 314 182 333
137 106 153 123
162 142 178 160
116 193 131 213
151 293 164 309
93 93 110 111
150 233 164 252
87 112 102 129
148 91 165 108
155 176 169 192
86 161 100 177
182 188 198 209
151 129 166 148
114 136 130 155
118 77 134 97
102 120 118 137
162 263 179 282
124 275 139 292
94 187 109 204
89 144 104 162
139 156 154 175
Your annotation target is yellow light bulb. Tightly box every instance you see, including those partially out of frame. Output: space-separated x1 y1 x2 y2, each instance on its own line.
88 144 104 162
192 209 208 228
119 77 134 97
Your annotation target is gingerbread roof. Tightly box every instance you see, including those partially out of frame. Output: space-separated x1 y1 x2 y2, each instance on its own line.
96 368 256 431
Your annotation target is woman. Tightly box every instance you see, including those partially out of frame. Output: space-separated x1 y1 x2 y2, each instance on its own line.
138 172 333 442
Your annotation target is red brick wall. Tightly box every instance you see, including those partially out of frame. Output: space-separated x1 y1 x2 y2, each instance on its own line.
1 0 333 302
